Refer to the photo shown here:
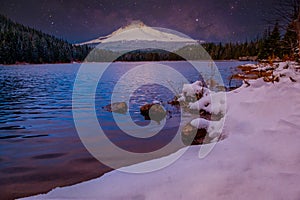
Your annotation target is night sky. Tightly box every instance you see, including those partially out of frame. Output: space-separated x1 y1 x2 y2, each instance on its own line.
0 0 277 43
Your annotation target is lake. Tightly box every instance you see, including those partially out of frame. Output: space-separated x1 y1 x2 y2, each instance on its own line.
0 61 250 199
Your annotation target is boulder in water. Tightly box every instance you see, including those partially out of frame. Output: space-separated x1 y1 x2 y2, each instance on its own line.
103 102 128 114
140 103 167 122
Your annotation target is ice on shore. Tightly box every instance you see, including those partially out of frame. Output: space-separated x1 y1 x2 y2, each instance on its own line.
22 62 300 200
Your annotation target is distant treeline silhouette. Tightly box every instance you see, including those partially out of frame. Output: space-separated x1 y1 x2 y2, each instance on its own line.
115 49 183 61
0 14 91 64
0 14 297 64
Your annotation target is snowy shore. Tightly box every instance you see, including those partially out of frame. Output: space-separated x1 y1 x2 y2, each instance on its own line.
23 62 300 200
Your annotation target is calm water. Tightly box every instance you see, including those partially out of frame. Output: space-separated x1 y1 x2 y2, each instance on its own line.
0 61 249 199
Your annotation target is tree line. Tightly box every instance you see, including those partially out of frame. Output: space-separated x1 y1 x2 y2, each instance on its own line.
258 22 298 60
0 14 91 64
176 21 297 61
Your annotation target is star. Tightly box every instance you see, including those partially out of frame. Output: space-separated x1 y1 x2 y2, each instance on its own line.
0 0 277 43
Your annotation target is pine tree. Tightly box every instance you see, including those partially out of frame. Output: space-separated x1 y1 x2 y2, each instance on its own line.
282 22 299 59
269 22 281 58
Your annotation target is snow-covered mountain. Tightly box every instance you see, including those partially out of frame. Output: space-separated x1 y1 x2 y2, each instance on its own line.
79 21 201 51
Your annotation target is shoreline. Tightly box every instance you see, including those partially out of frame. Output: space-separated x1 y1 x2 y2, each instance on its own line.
22 61 300 199
0 60 255 67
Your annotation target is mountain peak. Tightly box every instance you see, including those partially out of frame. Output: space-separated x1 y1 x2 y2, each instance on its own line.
123 20 146 29
111 20 147 36
79 21 200 50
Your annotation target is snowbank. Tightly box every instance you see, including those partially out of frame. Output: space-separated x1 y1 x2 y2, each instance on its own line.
22 62 300 200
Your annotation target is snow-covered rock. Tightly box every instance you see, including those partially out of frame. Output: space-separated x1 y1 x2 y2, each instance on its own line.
177 81 210 103
190 118 224 138
188 91 226 115
182 81 204 96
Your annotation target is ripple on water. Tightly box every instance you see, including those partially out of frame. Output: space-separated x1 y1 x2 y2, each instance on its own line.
0 134 49 139
0 134 24 139
32 153 66 160
0 125 25 130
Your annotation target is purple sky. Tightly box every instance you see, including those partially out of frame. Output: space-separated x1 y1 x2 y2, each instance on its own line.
0 0 278 43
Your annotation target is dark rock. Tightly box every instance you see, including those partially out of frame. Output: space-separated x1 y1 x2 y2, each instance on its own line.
140 103 167 122
290 77 297 82
199 110 224 121
103 102 128 114
274 76 280 82
181 123 207 145
168 96 180 106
